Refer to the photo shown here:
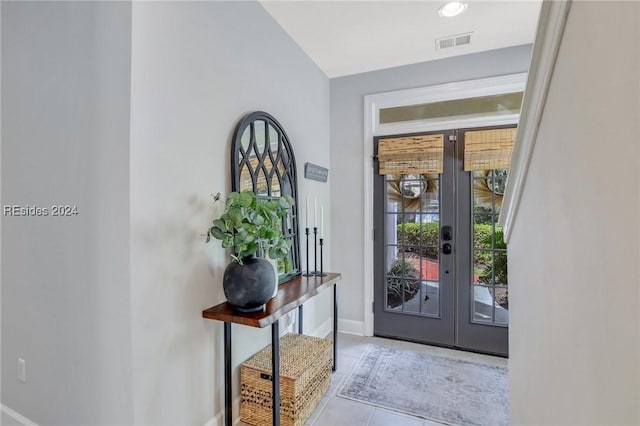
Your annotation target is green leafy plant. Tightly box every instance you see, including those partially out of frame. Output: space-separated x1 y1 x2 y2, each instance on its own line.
206 190 294 264
479 229 508 285
386 259 421 309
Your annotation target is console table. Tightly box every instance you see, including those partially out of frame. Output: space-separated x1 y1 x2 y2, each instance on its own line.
202 272 341 426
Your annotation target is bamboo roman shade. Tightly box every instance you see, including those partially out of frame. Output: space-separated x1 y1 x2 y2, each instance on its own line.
464 128 516 171
377 134 444 174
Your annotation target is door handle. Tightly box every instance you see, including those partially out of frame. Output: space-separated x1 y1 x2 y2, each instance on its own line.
442 243 452 255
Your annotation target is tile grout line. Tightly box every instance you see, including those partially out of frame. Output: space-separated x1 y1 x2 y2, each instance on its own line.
364 405 376 426
310 350 366 426
309 371 346 426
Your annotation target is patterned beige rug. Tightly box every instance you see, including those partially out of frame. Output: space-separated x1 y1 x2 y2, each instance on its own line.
338 344 508 426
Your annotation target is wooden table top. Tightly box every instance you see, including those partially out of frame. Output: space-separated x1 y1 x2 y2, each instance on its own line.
202 272 341 328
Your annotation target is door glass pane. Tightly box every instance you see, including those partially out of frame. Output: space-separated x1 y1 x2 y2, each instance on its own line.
474 284 495 322
472 169 509 326
494 286 509 325
474 215 493 249
474 250 492 285
385 173 440 316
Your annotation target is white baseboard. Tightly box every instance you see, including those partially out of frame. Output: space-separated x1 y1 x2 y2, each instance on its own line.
1 404 38 426
303 317 365 338
203 411 220 426
338 319 364 336
308 318 332 338
203 414 218 426
204 396 242 426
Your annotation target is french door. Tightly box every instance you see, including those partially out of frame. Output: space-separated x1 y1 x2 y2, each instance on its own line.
373 126 512 356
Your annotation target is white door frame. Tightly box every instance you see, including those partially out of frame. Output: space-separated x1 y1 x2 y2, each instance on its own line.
362 73 526 336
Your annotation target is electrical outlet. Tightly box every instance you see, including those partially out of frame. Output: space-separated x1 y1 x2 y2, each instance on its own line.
18 358 26 383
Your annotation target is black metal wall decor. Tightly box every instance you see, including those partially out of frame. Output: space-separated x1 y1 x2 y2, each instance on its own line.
231 111 301 282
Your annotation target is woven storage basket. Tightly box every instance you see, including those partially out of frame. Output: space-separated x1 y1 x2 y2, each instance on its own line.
240 333 332 426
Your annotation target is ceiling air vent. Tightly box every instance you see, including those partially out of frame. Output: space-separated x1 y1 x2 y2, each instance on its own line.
435 32 472 50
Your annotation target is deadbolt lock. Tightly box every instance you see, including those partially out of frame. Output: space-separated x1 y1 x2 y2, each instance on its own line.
441 226 453 241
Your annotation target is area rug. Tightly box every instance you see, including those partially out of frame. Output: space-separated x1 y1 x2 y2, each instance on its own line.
338 344 508 426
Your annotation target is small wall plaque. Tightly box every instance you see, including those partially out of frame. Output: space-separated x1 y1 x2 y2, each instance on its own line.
304 163 329 182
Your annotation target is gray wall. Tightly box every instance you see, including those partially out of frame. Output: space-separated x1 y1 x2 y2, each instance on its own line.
129 2 330 424
1 2 133 425
2 1 331 425
329 45 533 329
508 2 640 424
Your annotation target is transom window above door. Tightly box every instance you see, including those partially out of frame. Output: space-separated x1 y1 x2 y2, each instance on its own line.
368 73 527 136
380 91 523 125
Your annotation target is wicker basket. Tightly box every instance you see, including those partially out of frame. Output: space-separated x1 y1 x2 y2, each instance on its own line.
240 333 332 426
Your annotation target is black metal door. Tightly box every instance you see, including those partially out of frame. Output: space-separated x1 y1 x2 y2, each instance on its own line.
373 127 511 356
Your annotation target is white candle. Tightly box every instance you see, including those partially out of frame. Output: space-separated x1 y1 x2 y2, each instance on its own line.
320 205 324 238
306 196 309 229
314 197 318 227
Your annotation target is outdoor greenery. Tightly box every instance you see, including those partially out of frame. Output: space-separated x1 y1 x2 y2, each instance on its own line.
396 222 494 258
479 229 507 285
396 222 439 259
396 222 507 286
207 190 294 264
386 259 421 309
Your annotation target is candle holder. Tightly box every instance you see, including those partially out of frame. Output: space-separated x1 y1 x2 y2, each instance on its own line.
312 227 320 275
303 227 313 277
317 238 327 277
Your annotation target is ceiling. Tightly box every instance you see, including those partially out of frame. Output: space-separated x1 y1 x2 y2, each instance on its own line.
260 1 542 78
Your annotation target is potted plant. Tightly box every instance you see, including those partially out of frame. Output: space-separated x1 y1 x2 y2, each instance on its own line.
207 190 294 312
386 259 421 309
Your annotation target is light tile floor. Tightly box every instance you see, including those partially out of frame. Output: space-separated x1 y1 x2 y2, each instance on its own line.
240 332 507 426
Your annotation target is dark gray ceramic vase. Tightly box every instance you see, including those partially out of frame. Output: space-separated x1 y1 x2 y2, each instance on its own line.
223 256 276 312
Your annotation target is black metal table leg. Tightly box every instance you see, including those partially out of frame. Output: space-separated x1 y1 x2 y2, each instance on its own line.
298 305 303 334
333 285 337 372
224 322 232 426
272 320 280 426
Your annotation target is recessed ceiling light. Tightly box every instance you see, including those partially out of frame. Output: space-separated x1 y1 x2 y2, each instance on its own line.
438 1 468 18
